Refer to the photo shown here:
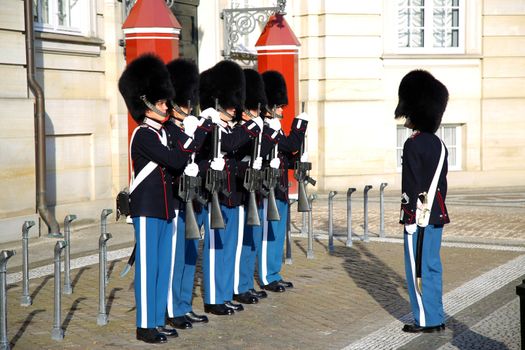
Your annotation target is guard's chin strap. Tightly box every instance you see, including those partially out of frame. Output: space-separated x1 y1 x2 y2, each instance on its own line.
266 105 283 119
244 109 258 120
140 95 167 118
215 99 235 121
171 101 191 120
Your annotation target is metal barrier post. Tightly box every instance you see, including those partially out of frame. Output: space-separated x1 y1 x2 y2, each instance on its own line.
346 188 356 247
363 185 373 242
301 212 307 234
21 221 35 306
0 250 15 350
306 194 316 259
100 209 112 285
63 214 77 295
517 279 525 350
285 199 294 265
97 232 112 326
328 191 337 254
52 241 67 341
379 183 388 238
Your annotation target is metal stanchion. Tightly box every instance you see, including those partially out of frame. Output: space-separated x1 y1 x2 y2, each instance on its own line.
52 241 67 341
346 188 356 247
0 250 15 350
301 212 307 235
285 199 295 265
63 214 77 295
328 191 337 254
363 185 373 242
20 221 35 306
306 194 316 259
97 231 112 326
517 279 525 350
100 209 112 285
379 182 388 238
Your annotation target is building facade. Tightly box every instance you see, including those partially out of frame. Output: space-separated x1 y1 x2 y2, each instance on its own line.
0 0 523 242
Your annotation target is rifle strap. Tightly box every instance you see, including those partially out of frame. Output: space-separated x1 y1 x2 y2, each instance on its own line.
419 139 445 227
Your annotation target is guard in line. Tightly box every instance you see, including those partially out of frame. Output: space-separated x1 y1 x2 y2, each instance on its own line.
164 58 212 330
232 68 280 304
395 69 450 333
259 70 309 293
197 60 263 315
118 54 197 344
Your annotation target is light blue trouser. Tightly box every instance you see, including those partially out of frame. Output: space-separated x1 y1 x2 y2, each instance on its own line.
260 199 288 286
234 205 264 294
167 210 199 318
132 216 173 328
202 204 239 304
404 224 445 327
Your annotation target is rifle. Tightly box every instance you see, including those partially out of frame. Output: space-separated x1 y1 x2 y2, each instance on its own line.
178 168 207 239
294 102 316 212
243 131 263 226
262 145 282 221
205 106 230 229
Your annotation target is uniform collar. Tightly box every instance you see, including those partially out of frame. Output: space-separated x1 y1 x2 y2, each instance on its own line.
144 117 163 130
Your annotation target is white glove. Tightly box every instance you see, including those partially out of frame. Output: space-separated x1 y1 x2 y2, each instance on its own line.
300 151 308 162
201 107 221 125
252 156 262 170
266 117 281 132
296 112 309 121
405 224 417 235
183 115 199 137
252 116 263 131
183 163 199 177
270 157 280 169
210 157 225 171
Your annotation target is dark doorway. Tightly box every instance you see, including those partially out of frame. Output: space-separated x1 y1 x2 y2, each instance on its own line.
171 0 199 64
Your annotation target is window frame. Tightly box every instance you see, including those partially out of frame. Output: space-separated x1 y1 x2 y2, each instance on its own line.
34 0 96 37
385 0 466 55
396 124 462 171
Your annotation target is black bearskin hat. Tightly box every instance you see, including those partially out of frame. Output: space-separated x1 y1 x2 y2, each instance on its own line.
262 70 288 108
199 60 245 111
166 58 199 109
244 69 267 111
118 54 174 122
394 69 449 133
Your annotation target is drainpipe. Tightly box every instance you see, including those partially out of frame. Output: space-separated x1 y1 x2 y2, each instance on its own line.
24 0 61 237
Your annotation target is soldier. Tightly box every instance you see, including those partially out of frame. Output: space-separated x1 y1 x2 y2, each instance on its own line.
164 58 212 330
259 70 309 293
197 60 263 315
118 54 196 344
232 68 276 304
395 69 450 333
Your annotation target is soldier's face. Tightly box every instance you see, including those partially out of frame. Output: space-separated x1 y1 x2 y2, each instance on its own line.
146 100 169 123
220 107 235 122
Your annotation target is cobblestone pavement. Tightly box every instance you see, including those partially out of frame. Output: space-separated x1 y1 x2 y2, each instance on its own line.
0 187 524 349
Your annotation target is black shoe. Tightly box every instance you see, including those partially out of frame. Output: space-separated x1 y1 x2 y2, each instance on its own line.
136 328 168 343
185 311 209 323
233 292 259 304
278 279 294 288
166 316 192 329
156 326 179 337
204 303 234 316
262 281 285 293
402 323 445 333
224 301 244 311
249 288 268 299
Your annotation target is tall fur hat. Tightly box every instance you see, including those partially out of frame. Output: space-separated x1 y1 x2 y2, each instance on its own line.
262 70 288 108
243 69 267 111
199 60 245 111
118 53 174 122
394 69 449 133
166 58 199 109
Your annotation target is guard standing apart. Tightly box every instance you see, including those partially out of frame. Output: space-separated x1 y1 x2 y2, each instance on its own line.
232 68 275 304
259 70 308 293
395 69 450 333
118 54 195 344
164 58 212 330
197 60 263 315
